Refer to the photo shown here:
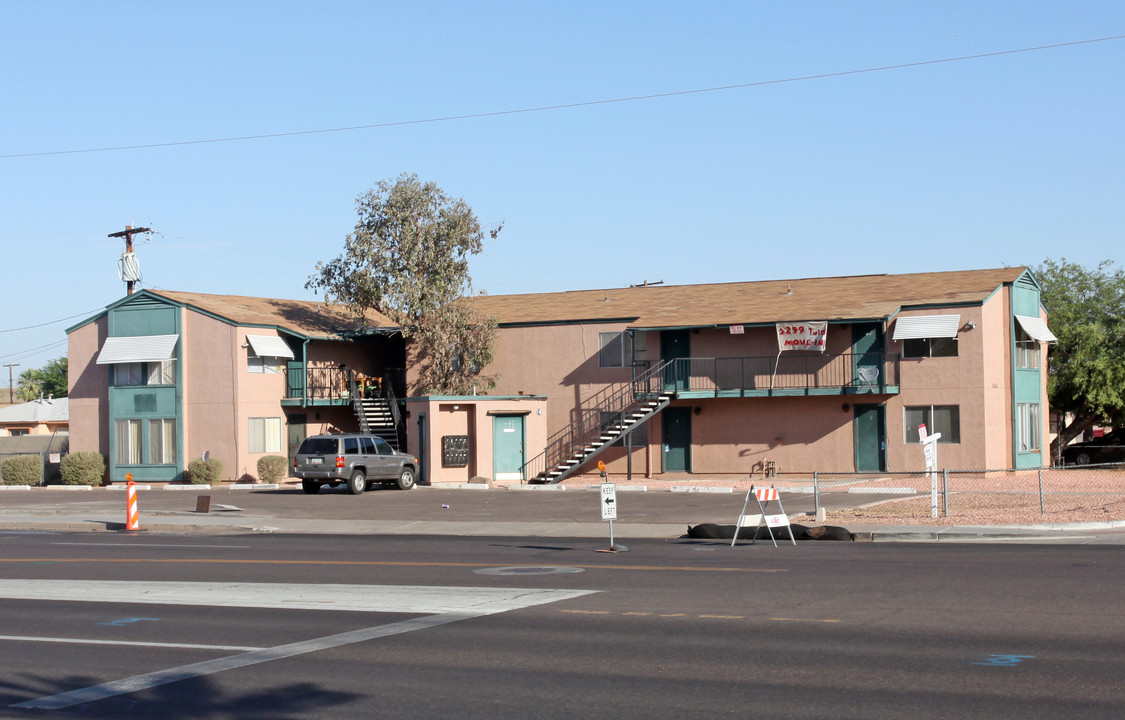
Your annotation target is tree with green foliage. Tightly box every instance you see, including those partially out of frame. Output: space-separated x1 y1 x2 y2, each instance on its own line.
16 357 68 401
307 173 500 395
1036 258 1125 458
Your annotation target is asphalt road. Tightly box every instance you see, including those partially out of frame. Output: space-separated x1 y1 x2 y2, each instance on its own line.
1 531 1123 718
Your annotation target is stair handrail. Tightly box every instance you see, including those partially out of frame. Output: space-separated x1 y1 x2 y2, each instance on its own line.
382 373 402 428
521 359 672 482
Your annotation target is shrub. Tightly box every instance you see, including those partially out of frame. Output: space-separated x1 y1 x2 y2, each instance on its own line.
1 454 43 486
256 455 288 484
59 452 106 486
186 457 223 485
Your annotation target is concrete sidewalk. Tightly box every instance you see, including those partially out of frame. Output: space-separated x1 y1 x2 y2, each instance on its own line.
2 482 1124 543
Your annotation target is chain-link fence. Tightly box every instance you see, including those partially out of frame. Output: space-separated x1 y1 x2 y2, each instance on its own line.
813 464 1125 524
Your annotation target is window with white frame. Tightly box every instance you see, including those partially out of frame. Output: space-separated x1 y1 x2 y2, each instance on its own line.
115 419 143 464
114 360 175 386
148 418 177 465
249 417 283 454
902 336 958 358
248 355 285 374
1015 327 1040 369
904 405 960 444
1018 403 1041 452
599 331 642 368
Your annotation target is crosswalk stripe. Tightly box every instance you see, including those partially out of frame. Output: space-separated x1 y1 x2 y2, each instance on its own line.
7 580 597 710
0 580 595 615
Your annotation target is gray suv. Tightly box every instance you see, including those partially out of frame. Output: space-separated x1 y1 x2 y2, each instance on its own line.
293 434 418 495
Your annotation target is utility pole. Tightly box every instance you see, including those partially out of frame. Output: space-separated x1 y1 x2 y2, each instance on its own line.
4 363 18 404
108 225 151 295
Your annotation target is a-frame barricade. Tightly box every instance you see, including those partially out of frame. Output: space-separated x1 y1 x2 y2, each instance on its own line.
731 484 796 547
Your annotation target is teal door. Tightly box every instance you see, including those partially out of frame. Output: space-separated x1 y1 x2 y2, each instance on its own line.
286 414 307 461
493 415 525 481
661 330 691 391
662 407 692 473
854 404 886 472
852 323 884 390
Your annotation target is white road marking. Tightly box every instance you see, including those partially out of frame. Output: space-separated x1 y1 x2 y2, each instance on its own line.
0 634 261 651
5 580 597 710
51 542 251 548
0 579 590 614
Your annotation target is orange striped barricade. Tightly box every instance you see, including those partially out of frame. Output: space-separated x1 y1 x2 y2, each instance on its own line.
731 484 795 547
125 473 140 531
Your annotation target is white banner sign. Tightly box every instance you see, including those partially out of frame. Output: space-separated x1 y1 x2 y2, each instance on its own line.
776 321 828 352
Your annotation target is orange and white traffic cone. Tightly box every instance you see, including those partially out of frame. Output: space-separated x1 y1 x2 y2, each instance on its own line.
125 473 140 531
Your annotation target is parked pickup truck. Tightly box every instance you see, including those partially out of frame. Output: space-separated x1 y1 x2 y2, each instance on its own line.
292 433 418 495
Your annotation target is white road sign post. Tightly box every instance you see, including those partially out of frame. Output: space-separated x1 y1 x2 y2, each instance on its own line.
596 461 628 553
601 482 617 521
919 424 942 518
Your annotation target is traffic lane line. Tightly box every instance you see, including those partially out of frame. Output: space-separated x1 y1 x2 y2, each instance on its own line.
560 609 842 623
0 634 262 651
14 613 475 710
0 557 788 573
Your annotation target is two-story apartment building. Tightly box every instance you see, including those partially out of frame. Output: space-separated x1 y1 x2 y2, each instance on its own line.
444 266 1054 482
67 266 1055 485
67 290 406 483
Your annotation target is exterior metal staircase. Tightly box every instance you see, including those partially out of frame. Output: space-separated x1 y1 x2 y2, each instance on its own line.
352 376 403 450
523 360 675 484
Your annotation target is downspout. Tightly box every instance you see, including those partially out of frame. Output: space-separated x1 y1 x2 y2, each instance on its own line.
417 412 427 485
231 324 240 483
302 338 310 406
1017 286 1026 468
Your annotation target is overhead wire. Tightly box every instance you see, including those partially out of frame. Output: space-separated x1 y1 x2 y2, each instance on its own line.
0 308 106 334
0 339 69 362
1 34 1122 160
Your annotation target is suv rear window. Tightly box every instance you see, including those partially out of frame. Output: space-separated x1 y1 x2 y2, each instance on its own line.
298 438 339 455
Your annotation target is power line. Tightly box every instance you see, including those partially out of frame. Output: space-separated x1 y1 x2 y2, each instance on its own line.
0 339 69 362
0 308 106 334
3 34 1122 160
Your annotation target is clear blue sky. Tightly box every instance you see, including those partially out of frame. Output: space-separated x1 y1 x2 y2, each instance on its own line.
2 1 1123 383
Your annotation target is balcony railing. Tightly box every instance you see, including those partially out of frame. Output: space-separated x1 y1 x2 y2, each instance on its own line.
286 366 406 404
664 353 899 396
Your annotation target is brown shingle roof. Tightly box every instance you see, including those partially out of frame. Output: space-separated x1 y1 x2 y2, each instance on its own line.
148 290 399 337
471 267 1028 327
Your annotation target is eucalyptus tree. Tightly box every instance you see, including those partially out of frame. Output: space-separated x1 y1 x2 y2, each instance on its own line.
308 173 500 395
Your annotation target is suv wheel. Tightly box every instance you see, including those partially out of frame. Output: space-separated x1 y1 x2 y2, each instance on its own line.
396 467 416 491
301 479 321 495
347 469 367 495
1076 452 1092 465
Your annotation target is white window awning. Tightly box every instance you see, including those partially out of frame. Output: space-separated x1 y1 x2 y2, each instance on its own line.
96 334 179 364
1015 315 1058 343
892 315 961 341
246 334 295 359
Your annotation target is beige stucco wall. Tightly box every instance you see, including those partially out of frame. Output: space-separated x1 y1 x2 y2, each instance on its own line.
234 328 292 482
405 396 547 485
884 307 989 471
67 315 109 473
183 318 305 482
481 322 634 434
181 311 239 479
981 292 1015 468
